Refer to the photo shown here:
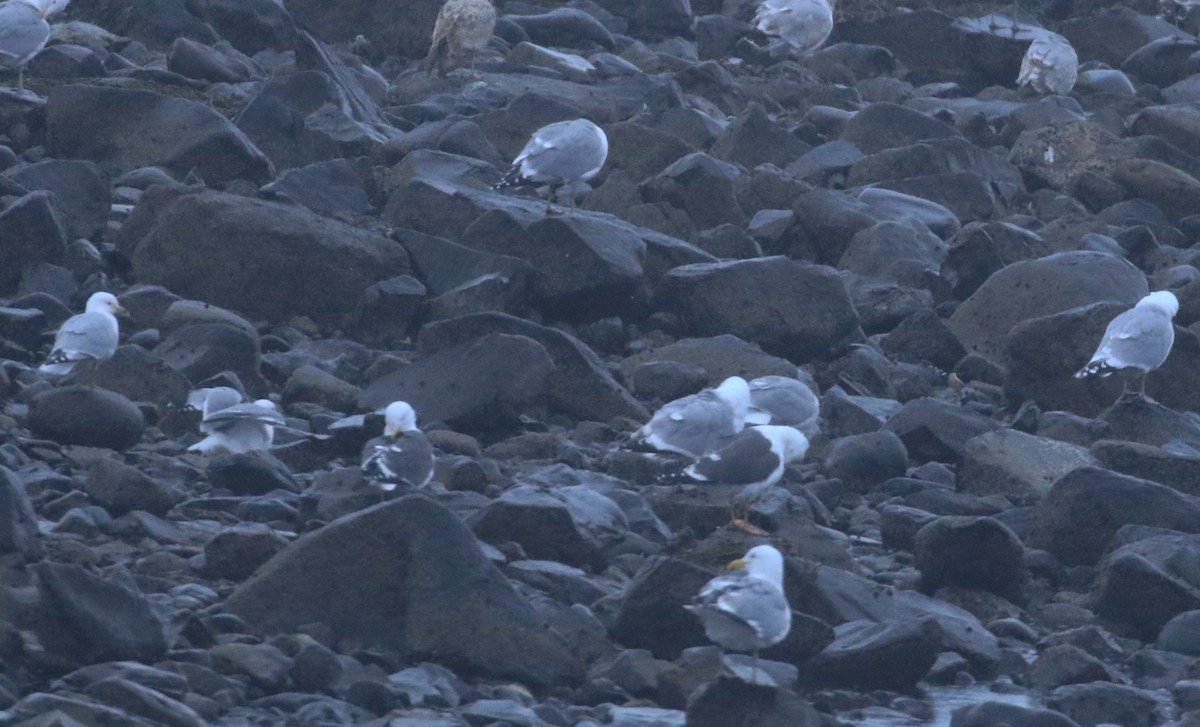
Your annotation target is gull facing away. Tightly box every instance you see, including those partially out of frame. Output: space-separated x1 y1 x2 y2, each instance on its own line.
745 375 820 435
421 0 495 76
1017 32 1078 95
753 0 834 56
361 401 434 493
187 399 285 455
633 376 752 458
38 291 123 376
686 544 792 684
493 118 609 214
186 386 245 423
0 0 69 92
1075 290 1179 398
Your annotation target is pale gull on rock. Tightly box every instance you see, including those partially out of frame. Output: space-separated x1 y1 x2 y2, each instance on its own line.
686 544 792 683
634 376 752 458
1075 290 1178 397
744 375 820 435
421 0 496 76
1017 32 1078 95
494 118 609 213
0 0 69 91
38 291 123 377
753 0 834 56
187 399 285 455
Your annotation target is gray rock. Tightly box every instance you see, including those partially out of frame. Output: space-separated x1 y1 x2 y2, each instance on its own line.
879 308 967 371
940 221 1049 301
167 37 254 83
949 251 1147 363
809 618 941 690
0 466 41 560
4 692 159 727
204 0 297 54
1099 396 1200 448
1060 5 1189 67
206 452 299 496
46 85 271 184
1129 104 1200 160
29 386 145 450
34 562 167 666
883 398 1000 463
84 459 177 517
641 153 747 231
507 8 616 50
610 557 712 659
282 365 362 412
950 701 1083 727
260 158 377 219
686 675 823 727
1156 609 1200 656
1094 531 1200 640
224 496 585 686
957 429 1098 505
283 0 438 58
358 333 553 431
914 516 1025 601
203 523 289 581
117 187 410 325
822 430 907 493
839 219 947 288
620 334 798 387
710 104 810 170
1031 644 1117 691
658 257 862 363
1091 439 1200 497
1032 467 1200 566
840 102 961 154
3 159 107 240
83 676 206 727
1045 682 1165 727
0 191 68 293
71 346 192 413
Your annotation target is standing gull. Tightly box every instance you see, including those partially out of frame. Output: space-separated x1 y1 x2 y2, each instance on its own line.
753 0 834 57
186 386 245 421
1075 290 1178 398
187 399 285 455
686 544 792 684
633 376 752 458
38 291 123 376
1017 32 1078 95
361 400 434 493
745 375 820 435
493 118 609 214
421 0 496 76
0 0 69 92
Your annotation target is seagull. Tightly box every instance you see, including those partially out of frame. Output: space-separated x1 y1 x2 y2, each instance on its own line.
633 376 752 458
685 544 792 684
186 386 245 423
0 0 69 92
493 118 609 214
745 375 820 435
187 399 285 455
753 0 834 57
662 425 810 534
360 400 434 494
421 0 496 76
1017 32 1078 95
1074 290 1178 398
38 291 123 376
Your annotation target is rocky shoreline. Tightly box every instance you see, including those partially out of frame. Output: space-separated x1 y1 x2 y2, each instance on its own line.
2 0 1200 725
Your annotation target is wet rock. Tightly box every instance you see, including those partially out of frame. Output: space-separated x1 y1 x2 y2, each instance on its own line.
610 557 713 659
507 8 616 50
658 257 862 363
84 459 177 517
224 496 584 686
71 346 192 413
1091 440 1200 497
1032 467 1200 566
46 85 271 184
358 333 553 431
29 386 145 451
620 334 798 386
841 102 961 154
1030 644 1117 691
167 38 255 83
117 187 410 325
260 158 376 220
206 453 299 496
1129 104 1200 160
1059 5 1189 67
940 221 1049 301
284 0 439 58
281 365 362 412
34 562 167 666
83 676 206 727
710 104 810 170
957 429 1097 505
1099 396 1200 448
686 675 823 727
1156 610 1200 656
809 618 941 690
950 701 1083 727
204 0 297 54
914 516 1025 601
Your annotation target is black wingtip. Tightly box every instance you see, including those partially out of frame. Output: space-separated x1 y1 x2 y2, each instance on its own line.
492 165 526 190
1075 360 1118 379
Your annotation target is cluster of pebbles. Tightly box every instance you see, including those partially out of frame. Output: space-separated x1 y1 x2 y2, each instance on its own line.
3 0 1200 725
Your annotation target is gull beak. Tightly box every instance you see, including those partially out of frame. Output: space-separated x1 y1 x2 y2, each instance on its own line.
725 557 748 572
384 425 399 438
115 306 129 316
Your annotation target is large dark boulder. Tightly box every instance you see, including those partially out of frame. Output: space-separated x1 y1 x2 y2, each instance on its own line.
224 496 584 687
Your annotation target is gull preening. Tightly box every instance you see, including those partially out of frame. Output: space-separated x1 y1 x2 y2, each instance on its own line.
686 544 792 683
187 398 285 455
421 0 496 76
753 0 834 56
1017 32 1078 95
493 118 609 214
361 400 434 493
633 376 752 458
1075 290 1179 398
38 291 123 376
0 0 69 92
745 375 820 435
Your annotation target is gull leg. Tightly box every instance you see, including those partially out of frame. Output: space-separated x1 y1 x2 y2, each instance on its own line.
730 500 767 536
17 66 24 92
751 649 760 686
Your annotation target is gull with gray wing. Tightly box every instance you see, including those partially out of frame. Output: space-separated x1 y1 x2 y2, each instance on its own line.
38 291 123 376
745 375 820 435
188 399 285 455
494 118 608 213
1075 290 1178 398
634 376 752 458
0 0 69 92
361 401 434 493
